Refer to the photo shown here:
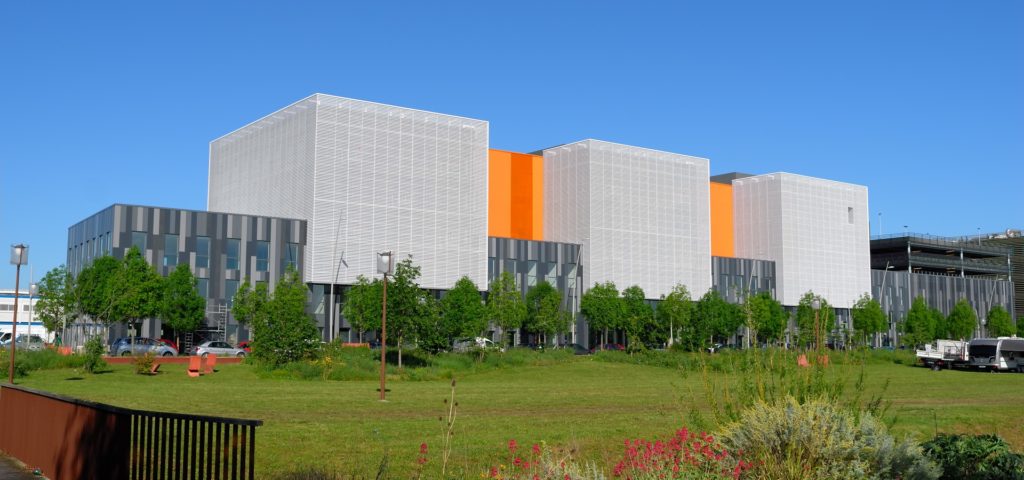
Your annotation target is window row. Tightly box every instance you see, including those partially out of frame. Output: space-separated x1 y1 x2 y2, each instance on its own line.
0 304 32 311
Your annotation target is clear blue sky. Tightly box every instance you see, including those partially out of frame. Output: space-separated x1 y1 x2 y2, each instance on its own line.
2 1 1021 289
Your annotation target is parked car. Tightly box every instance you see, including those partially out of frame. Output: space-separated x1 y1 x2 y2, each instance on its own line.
591 343 625 353
190 340 246 357
0 332 11 345
158 338 178 352
452 337 502 352
10 334 46 351
111 337 178 357
238 341 251 353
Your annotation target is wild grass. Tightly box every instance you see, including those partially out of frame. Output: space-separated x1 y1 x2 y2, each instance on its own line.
12 349 1024 478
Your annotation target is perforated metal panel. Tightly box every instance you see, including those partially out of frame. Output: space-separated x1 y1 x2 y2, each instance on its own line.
543 140 711 299
209 94 489 289
733 173 870 308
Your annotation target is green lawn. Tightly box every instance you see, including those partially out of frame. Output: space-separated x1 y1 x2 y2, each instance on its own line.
13 355 1024 479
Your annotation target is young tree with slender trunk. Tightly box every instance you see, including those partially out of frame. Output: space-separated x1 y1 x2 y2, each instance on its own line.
35 265 76 343
580 282 624 349
524 281 570 347
656 284 693 349
487 271 526 348
160 263 206 349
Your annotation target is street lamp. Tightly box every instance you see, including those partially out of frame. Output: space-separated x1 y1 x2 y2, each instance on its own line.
377 251 394 401
811 297 822 353
8 244 28 384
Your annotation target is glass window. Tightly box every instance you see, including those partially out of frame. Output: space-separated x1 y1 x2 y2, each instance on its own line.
256 241 269 272
95 235 101 257
284 243 299 270
527 261 538 287
196 236 210 269
196 278 209 298
225 279 239 307
226 239 240 270
163 235 178 267
131 232 147 252
105 232 111 253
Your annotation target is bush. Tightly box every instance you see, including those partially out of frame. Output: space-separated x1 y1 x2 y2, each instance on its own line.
719 397 940 480
133 351 156 375
83 336 108 373
612 428 752 479
921 434 1024 480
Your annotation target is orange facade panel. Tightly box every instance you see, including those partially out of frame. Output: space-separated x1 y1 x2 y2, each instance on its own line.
488 149 544 241
710 182 735 257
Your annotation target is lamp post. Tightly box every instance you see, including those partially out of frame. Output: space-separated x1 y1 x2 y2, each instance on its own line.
812 297 822 353
377 251 393 401
8 244 28 384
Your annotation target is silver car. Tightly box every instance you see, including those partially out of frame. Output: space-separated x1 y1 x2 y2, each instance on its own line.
190 340 246 357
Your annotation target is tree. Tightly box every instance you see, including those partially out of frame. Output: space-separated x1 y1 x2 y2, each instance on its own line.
252 266 319 365
160 264 206 347
487 271 527 348
580 282 624 349
422 276 486 353
341 275 382 342
232 277 269 328
795 292 835 349
694 290 744 348
382 256 435 368
902 296 935 347
35 265 76 339
75 255 122 324
986 306 1016 337
946 299 977 340
747 292 787 346
621 285 655 350
851 293 886 347
656 284 693 349
110 246 164 331
930 306 947 340
524 281 570 346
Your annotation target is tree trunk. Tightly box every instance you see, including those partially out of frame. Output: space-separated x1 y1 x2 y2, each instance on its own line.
398 334 403 369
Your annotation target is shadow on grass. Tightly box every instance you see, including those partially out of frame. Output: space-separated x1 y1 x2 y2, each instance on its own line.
64 377 84 381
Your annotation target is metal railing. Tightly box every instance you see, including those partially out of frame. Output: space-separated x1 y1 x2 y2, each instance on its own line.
0 384 262 480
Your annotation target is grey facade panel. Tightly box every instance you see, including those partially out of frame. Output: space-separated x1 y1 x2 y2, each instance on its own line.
871 269 1016 343
67 204 308 344
711 256 777 304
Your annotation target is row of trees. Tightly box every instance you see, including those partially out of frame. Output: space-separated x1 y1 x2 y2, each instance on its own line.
35 247 206 346
342 257 574 367
902 297 1015 346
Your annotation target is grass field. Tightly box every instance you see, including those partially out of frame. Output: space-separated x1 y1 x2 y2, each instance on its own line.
12 352 1024 479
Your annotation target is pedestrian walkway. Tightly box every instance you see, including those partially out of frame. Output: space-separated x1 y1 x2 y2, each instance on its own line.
0 456 35 479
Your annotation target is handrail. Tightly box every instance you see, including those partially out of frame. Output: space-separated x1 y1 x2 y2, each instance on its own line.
2 384 263 426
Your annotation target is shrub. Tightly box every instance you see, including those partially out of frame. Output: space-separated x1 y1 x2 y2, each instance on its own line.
921 434 1024 480
485 440 606 480
83 336 107 373
133 351 156 375
718 397 940 480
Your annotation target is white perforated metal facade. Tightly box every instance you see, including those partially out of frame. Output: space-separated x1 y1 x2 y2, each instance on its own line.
733 173 870 308
209 94 489 289
543 140 711 299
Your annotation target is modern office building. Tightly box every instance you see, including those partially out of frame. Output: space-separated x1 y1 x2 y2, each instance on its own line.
0 290 42 339
542 139 712 299
66 93 882 348
730 172 871 309
67 204 306 346
208 94 489 292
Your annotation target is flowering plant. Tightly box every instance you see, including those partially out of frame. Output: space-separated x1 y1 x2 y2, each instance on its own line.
612 428 752 480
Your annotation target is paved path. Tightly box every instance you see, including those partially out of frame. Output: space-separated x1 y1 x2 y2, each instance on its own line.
0 457 35 479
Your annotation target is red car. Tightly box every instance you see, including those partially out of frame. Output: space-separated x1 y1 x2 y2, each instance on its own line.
158 338 178 352
238 341 251 353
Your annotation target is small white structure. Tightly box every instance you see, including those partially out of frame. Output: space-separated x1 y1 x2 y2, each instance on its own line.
0 289 45 340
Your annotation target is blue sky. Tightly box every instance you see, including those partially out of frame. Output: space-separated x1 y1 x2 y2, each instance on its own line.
2 1 1021 289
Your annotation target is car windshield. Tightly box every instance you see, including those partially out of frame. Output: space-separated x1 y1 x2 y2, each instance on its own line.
970 345 997 358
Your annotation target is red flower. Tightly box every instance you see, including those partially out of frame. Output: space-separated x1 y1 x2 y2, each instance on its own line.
509 439 518 453
532 443 541 455
420 442 428 454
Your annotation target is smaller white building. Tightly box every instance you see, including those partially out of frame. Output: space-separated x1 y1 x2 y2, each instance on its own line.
0 289 45 339
733 173 870 308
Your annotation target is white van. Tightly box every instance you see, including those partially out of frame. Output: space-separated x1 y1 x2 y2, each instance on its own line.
967 337 1024 372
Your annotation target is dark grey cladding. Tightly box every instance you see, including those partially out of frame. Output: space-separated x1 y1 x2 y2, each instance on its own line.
871 269 1016 345
711 256 777 302
66 204 307 345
